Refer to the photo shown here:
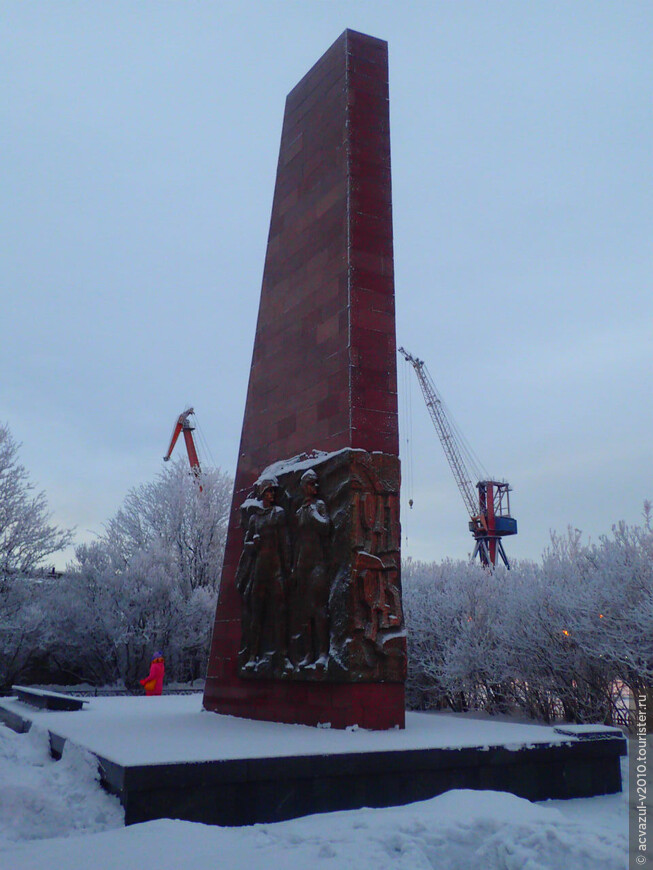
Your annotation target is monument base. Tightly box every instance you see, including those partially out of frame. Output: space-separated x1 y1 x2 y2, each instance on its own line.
0 694 626 827
203 675 405 730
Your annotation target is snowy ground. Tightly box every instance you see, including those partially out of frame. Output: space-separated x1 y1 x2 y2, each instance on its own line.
0 697 628 870
0 693 581 765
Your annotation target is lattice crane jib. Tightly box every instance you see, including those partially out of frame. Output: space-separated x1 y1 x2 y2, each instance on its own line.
398 347 517 568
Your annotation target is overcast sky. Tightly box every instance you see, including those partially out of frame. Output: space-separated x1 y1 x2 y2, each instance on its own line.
2 2 651 569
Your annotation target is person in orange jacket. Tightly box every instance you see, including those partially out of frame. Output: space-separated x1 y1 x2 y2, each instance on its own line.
140 652 165 696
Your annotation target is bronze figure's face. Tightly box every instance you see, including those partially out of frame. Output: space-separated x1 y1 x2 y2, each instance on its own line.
300 470 318 499
256 475 279 507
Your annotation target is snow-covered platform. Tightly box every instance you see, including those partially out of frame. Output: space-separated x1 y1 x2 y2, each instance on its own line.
0 693 626 826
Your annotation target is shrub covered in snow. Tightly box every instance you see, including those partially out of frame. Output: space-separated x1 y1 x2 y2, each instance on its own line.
404 505 653 725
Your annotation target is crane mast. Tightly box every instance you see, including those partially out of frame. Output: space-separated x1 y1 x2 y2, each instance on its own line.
399 347 517 568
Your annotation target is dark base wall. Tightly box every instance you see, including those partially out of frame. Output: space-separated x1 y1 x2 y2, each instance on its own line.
107 737 626 827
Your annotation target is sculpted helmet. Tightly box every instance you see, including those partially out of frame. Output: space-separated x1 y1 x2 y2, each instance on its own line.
300 469 318 488
256 475 279 497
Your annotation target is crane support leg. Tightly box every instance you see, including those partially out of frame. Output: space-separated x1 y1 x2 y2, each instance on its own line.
472 537 511 570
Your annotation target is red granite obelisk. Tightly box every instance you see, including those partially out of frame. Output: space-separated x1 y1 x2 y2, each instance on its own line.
203 30 403 729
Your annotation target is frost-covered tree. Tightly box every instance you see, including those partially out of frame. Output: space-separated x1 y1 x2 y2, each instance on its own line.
0 573 54 692
404 505 653 726
404 558 516 713
0 424 73 690
46 460 232 688
0 423 73 579
535 517 653 722
102 458 231 594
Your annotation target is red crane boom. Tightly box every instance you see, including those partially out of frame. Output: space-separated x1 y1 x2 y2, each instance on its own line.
164 408 202 486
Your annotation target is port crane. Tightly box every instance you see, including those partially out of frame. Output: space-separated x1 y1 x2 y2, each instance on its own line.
399 348 517 568
163 407 202 489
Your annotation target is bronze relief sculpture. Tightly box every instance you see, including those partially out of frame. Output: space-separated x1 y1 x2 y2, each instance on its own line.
289 469 331 669
236 449 405 683
236 476 291 672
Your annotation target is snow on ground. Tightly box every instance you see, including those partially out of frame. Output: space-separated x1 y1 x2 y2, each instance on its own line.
0 697 628 870
0 721 123 850
0 694 577 766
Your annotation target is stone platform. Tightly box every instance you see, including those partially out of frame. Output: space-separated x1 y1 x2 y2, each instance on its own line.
0 694 626 827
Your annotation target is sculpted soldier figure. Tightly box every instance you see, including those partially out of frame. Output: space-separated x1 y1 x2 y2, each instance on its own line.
236 476 291 670
291 468 331 668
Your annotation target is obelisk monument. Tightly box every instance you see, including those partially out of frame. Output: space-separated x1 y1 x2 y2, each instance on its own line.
204 30 405 729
